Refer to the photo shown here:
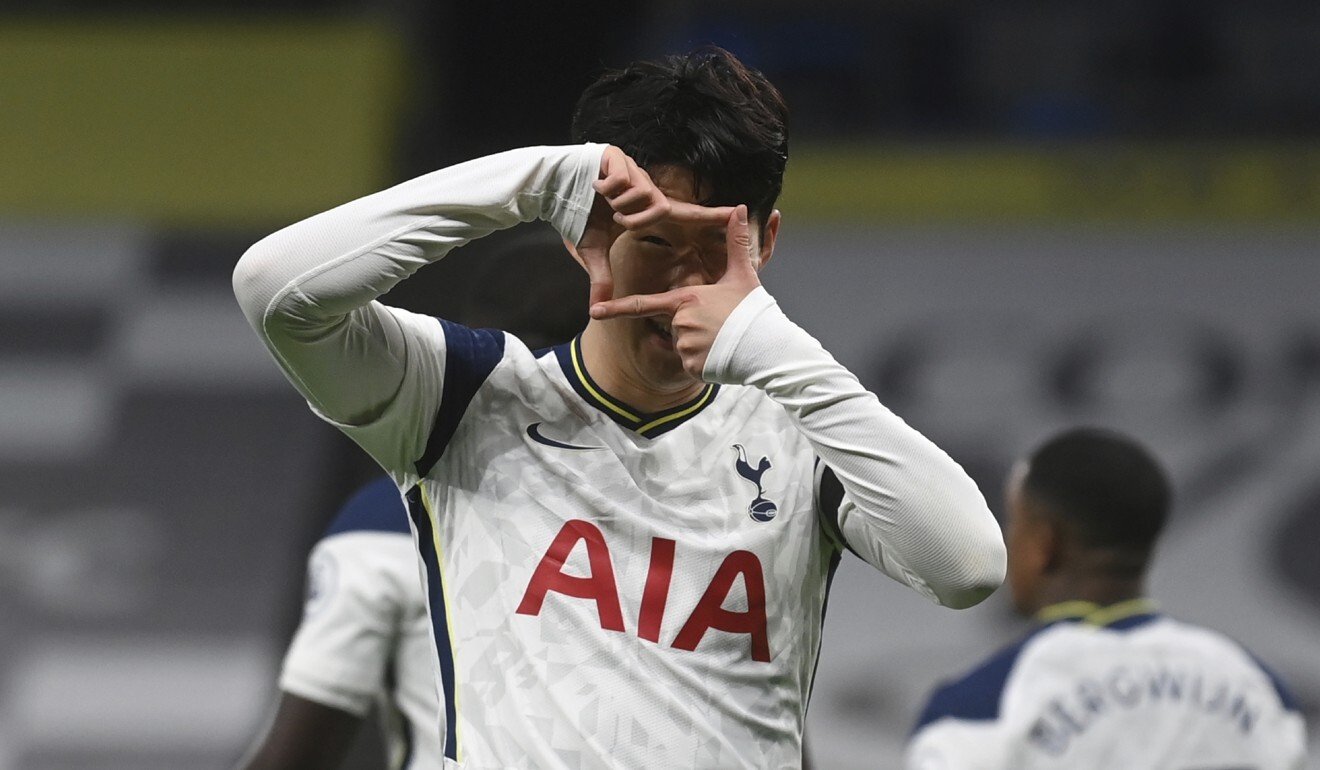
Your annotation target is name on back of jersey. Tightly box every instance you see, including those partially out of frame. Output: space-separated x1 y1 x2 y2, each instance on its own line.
1029 663 1268 756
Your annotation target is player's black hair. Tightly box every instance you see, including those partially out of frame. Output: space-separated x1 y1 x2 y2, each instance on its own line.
1023 427 1171 563
570 46 789 227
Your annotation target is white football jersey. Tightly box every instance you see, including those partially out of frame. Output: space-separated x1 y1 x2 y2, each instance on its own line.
280 477 443 770
235 142 1007 770
395 328 839 769
906 601 1307 770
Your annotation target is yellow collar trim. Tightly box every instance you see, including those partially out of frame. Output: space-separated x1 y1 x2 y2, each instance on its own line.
570 337 642 423
637 384 716 434
567 336 717 436
1035 598 1159 627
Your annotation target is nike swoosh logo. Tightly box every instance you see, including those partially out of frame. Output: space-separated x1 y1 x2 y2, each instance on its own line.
526 423 604 451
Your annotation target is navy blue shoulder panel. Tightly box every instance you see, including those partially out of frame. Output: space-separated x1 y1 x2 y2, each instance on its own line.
415 320 506 478
911 625 1052 734
814 461 858 558
323 476 410 538
1106 612 1160 632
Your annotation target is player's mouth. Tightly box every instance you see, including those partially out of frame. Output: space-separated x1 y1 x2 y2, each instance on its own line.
646 318 674 351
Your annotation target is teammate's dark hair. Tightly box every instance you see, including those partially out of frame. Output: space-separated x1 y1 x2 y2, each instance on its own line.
570 46 789 227
1023 428 1171 561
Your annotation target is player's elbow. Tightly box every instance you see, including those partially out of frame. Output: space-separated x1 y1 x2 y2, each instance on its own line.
932 534 1007 610
233 241 271 323
232 236 299 332
936 581 999 610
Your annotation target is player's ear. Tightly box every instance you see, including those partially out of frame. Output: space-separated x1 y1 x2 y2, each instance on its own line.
563 238 588 272
1038 517 1065 574
755 209 781 271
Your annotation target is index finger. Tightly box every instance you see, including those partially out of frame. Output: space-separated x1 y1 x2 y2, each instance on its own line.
614 199 731 232
665 200 736 224
589 289 688 321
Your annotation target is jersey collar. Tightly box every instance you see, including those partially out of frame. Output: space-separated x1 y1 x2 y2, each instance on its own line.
1034 598 1160 630
553 336 719 439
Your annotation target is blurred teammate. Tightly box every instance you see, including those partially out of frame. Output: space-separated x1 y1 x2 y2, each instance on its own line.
242 477 438 770
234 47 1005 768
907 427 1306 769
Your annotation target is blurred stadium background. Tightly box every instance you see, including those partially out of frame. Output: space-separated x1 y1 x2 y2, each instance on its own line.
1 1 1317 767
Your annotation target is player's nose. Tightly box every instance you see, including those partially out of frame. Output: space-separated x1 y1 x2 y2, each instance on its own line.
669 250 720 288
671 270 709 289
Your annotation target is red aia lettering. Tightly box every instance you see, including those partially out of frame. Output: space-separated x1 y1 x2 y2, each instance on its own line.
638 537 675 643
671 550 770 663
516 520 770 662
515 519 625 632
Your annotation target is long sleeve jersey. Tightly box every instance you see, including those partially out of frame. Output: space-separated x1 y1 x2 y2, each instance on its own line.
233 143 1005 769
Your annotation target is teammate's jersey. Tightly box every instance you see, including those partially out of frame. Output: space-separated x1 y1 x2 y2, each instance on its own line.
280 477 443 770
235 143 1007 770
906 601 1307 770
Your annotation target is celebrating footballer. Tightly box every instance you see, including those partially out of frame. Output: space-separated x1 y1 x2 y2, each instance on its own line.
234 47 1006 769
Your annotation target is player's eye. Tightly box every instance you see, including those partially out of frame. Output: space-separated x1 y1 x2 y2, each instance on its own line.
640 235 672 248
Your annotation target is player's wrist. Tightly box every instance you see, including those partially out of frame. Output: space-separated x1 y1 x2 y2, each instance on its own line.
536 143 609 247
702 286 781 384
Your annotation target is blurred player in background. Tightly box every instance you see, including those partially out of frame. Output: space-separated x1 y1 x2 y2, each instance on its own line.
234 47 1005 768
241 477 437 770
907 427 1306 769
241 230 586 770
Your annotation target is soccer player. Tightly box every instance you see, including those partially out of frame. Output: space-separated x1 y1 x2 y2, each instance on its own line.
906 427 1307 769
241 476 440 770
233 47 1006 768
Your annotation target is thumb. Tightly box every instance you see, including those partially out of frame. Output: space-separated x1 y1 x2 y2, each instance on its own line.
720 204 759 284
582 252 614 306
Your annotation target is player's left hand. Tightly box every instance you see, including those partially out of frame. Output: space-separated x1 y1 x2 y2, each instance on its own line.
589 204 762 378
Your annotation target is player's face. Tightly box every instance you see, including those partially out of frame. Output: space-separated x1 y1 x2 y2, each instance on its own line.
1004 464 1048 616
605 165 771 389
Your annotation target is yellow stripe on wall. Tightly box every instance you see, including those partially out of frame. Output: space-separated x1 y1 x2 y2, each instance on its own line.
7 22 1314 229
781 143 1320 223
0 19 403 226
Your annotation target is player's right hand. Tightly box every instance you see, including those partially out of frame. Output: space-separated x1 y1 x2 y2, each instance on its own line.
576 147 671 307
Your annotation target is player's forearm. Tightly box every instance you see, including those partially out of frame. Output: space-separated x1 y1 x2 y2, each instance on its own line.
704 288 1006 609
232 144 603 422
240 693 363 770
